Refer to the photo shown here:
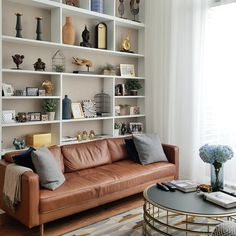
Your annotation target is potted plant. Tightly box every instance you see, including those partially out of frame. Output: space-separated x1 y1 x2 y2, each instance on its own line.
43 99 57 121
125 79 142 96
114 122 120 136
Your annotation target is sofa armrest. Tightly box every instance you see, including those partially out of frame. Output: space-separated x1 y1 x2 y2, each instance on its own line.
0 160 40 228
162 144 179 179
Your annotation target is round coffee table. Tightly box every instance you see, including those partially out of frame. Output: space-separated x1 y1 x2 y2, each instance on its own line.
143 185 236 235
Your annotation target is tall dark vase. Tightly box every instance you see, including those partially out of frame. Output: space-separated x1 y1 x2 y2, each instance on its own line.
62 95 72 119
15 13 23 38
211 162 224 192
36 17 43 40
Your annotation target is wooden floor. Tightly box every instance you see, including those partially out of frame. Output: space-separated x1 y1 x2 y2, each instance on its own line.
0 193 144 236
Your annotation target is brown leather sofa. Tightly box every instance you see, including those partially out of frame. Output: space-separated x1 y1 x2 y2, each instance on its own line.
0 137 179 235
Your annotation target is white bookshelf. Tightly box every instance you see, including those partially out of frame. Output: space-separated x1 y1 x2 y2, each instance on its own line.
1 0 145 152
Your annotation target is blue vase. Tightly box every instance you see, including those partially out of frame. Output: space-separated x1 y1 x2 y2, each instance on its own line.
62 95 72 119
211 162 224 192
91 0 103 13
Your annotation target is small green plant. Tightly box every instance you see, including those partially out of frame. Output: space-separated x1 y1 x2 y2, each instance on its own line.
43 99 57 112
125 79 142 91
114 122 120 129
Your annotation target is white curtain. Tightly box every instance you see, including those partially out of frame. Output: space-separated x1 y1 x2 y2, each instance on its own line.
145 0 209 180
200 2 236 187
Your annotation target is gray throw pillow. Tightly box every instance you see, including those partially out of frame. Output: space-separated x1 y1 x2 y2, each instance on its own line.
133 134 168 165
31 146 65 190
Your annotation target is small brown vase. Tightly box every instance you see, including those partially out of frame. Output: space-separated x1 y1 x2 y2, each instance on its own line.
62 17 75 45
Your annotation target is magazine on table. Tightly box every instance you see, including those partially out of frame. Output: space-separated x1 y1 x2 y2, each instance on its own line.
204 191 236 209
169 180 198 192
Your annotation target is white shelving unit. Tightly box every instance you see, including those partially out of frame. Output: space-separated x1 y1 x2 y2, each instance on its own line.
1 0 145 153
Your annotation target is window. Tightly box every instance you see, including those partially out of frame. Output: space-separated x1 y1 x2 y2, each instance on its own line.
202 2 236 186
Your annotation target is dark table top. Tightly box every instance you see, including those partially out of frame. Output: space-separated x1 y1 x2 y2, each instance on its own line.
144 185 236 217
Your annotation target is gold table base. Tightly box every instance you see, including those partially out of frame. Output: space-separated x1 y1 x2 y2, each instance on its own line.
143 196 236 235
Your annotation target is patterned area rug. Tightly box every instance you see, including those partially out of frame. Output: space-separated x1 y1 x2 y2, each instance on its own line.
63 207 144 236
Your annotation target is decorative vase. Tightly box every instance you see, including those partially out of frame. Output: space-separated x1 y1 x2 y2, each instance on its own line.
47 112 55 121
62 95 72 119
36 17 43 40
15 13 23 38
211 162 224 192
91 0 103 13
130 90 138 96
62 17 75 45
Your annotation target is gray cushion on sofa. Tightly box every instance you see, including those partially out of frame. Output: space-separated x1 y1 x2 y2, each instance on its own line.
133 134 168 165
31 146 65 190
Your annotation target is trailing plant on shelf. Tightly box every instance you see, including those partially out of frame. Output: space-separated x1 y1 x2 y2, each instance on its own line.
125 79 142 95
43 99 57 121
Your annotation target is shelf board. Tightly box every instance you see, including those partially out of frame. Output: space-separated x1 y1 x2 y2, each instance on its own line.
2 96 60 100
2 36 144 58
62 117 113 123
115 114 145 119
2 120 60 127
115 96 145 99
115 17 145 30
8 0 60 9
62 4 114 21
2 68 60 76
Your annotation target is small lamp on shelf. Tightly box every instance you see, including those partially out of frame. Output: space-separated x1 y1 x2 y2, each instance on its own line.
52 50 66 72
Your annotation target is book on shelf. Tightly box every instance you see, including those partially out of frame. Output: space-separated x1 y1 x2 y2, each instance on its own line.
204 191 236 208
169 180 198 192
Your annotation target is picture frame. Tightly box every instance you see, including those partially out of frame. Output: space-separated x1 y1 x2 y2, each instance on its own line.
28 112 41 121
71 103 84 119
2 83 14 96
26 87 39 96
2 110 16 123
129 122 143 134
41 114 48 121
38 89 46 96
120 64 135 77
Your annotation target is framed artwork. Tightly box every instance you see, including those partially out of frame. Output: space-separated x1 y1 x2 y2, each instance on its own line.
38 89 46 96
72 103 84 119
2 110 16 123
129 122 143 134
28 112 41 121
82 100 97 118
26 87 39 96
2 83 14 96
120 64 135 77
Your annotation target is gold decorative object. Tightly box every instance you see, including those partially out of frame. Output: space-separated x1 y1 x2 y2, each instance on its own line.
89 130 95 139
72 57 92 72
62 16 75 45
26 133 51 148
95 22 107 49
77 131 82 141
121 36 133 53
82 130 87 140
42 80 53 96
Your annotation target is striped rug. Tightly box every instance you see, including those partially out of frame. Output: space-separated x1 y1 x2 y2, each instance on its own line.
63 207 144 236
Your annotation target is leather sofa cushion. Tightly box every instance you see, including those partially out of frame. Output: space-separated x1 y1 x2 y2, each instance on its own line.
107 138 128 162
96 160 176 197
39 160 175 213
4 145 64 173
39 169 115 213
62 139 112 172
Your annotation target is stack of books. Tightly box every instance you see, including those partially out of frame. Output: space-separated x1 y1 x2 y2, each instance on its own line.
169 180 198 192
204 191 236 208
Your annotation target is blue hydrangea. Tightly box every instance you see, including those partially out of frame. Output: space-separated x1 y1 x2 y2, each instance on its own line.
199 144 234 164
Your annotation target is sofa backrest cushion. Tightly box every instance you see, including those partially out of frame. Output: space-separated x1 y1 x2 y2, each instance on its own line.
107 137 128 162
62 139 112 172
48 145 65 173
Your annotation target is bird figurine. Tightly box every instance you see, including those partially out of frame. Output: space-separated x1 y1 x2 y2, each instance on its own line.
12 54 24 69
130 0 140 21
